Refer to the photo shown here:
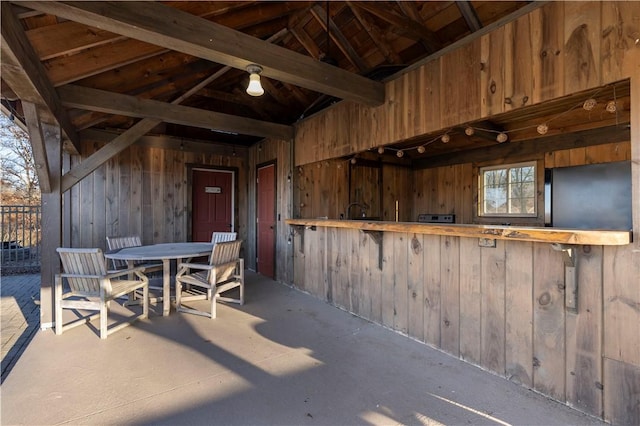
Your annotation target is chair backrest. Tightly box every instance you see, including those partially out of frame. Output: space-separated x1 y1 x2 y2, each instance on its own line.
211 232 237 244
106 236 142 269
56 248 107 296
209 240 242 284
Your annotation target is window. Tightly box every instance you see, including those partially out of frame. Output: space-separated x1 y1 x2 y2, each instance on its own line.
479 162 536 216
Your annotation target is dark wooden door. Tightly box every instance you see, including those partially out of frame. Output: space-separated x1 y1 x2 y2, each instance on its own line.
192 170 233 242
257 164 275 278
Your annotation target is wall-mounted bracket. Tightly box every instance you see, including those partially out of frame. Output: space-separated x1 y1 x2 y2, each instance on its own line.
363 230 383 270
551 243 578 313
291 225 306 254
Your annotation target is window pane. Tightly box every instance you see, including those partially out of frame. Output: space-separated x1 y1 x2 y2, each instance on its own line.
481 163 536 216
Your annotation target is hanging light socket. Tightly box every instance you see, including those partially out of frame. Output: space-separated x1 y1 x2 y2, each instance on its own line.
246 64 264 96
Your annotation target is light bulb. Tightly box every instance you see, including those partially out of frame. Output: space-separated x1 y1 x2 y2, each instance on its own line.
464 127 475 136
377 146 385 154
396 150 404 158
583 98 597 111
496 132 508 143
441 134 450 143
606 101 617 113
536 123 549 135
350 157 357 164
417 146 426 154
246 64 264 96
246 73 264 96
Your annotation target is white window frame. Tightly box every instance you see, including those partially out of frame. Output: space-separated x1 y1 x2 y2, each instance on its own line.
478 161 537 217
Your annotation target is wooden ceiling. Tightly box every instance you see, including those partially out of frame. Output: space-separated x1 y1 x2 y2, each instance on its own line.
1 1 539 154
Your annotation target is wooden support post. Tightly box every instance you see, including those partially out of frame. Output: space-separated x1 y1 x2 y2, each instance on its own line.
39 123 62 329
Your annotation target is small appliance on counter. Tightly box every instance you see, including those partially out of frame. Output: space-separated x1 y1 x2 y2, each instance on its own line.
417 214 455 223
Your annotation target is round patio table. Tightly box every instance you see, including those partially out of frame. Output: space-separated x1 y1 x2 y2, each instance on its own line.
105 242 213 316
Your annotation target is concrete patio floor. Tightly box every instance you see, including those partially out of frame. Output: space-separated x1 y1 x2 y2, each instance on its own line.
1 271 603 425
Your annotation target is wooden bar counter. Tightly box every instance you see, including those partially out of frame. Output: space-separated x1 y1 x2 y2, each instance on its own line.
285 218 632 246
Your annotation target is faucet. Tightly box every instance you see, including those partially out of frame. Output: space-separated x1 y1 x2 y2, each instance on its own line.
345 202 368 219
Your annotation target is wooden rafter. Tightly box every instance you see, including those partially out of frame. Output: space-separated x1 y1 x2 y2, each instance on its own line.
310 4 367 71
0 2 80 153
350 2 442 53
348 2 402 64
22 102 51 193
22 1 384 106
456 1 483 32
58 84 293 138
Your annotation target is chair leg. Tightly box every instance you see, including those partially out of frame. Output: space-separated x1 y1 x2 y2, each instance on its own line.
142 284 149 319
100 303 108 339
175 279 182 309
211 289 217 319
55 275 63 335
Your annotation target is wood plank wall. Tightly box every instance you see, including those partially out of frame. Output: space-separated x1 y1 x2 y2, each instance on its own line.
295 2 639 167
291 2 640 423
69 143 248 252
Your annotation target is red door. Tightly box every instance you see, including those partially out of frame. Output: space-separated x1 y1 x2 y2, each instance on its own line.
192 170 233 242
257 164 275 278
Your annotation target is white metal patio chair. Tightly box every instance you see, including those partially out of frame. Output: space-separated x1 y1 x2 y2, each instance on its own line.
175 240 244 319
55 247 149 339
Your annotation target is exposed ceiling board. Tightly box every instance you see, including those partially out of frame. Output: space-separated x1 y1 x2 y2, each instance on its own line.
2 1 550 153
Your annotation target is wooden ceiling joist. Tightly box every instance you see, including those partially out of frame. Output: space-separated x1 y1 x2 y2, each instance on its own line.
349 3 402 64
310 4 367 71
21 1 385 107
456 1 483 32
58 84 293 140
1 2 80 153
350 2 442 53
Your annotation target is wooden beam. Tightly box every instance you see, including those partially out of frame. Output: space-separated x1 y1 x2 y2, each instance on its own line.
57 84 294 140
350 2 442 53
80 128 249 156
22 1 384 106
39 122 62 329
22 102 51 193
349 2 402 64
310 4 368 71
61 29 292 192
413 125 631 169
0 2 80 154
456 1 483 32
289 25 322 60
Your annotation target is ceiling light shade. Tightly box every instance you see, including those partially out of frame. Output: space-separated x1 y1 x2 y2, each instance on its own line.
246 64 264 96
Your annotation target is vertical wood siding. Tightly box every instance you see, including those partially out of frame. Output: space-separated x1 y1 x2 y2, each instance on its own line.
70 143 248 249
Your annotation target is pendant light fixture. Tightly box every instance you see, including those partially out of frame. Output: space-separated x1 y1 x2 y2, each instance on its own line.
246 64 264 96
